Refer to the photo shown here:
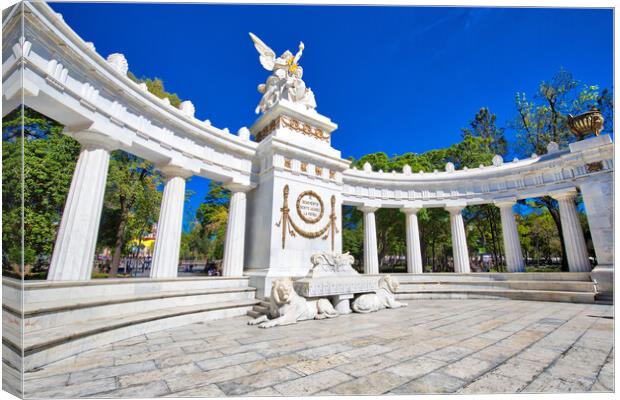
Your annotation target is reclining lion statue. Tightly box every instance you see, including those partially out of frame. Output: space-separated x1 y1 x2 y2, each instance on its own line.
351 275 407 313
248 277 339 328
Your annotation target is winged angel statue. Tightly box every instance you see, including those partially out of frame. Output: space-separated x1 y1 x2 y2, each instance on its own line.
249 32 317 114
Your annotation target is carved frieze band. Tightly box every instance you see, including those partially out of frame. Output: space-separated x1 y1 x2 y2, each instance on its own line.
255 115 330 142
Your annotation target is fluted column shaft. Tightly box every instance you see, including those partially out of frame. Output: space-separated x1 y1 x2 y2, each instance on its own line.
402 207 423 273
553 191 591 272
360 206 379 274
496 201 525 272
150 172 188 278
447 206 470 273
221 188 248 277
48 142 111 281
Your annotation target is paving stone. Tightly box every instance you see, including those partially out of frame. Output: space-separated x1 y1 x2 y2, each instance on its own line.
335 355 400 378
217 367 301 395
241 353 306 374
22 299 613 397
165 365 251 393
459 371 527 394
273 369 353 396
165 383 226 397
182 340 239 353
114 349 180 366
391 371 466 394
118 362 200 388
491 357 547 382
31 378 117 398
383 342 436 361
440 355 495 381
97 380 169 398
240 386 283 396
386 356 445 379
425 345 475 362
23 373 70 394
330 370 410 395
67 360 157 385
196 352 263 371
26 356 115 380
459 336 497 351
288 354 349 376
522 371 593 393
154 350 223 369
297 343 353 360
518 346 562 364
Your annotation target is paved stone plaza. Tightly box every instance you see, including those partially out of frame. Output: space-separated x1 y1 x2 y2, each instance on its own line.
23 299 613 397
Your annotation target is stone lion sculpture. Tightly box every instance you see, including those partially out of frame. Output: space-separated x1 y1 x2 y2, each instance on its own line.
248 277 339 328
351 275 407 314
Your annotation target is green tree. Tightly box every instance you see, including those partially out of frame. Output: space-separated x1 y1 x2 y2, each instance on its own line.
195 181 231 262
512 69 612 271
461 107 507 156
344 133 497 271
2 107 80 274
98 151 162 276
127 72 182 107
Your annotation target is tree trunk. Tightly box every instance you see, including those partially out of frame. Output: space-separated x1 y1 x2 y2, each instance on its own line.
109 209 129 277
541 197 569 271
431 240 436 272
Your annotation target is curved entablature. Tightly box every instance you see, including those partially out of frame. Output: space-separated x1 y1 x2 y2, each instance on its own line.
341 135 613 208
2 2 257 187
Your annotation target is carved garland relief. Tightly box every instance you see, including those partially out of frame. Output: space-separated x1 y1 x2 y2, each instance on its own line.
255 115 330 142
276 185 338 250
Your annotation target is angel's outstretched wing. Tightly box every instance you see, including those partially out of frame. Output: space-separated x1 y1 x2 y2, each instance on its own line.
249 32 276 71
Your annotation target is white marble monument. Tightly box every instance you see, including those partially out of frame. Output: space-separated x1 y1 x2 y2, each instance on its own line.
244 34 350 297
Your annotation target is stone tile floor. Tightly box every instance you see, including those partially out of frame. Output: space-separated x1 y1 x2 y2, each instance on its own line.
23 300 614 397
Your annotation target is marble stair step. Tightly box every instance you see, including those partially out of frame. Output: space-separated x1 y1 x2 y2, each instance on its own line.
396 288 595 303
15 288 257 334
11 276 252 306
247 310 263 319
17 287 257 316
392 272 593 282
20 299 260 355
398 280 595 292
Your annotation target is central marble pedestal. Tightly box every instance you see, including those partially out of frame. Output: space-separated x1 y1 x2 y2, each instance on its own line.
294 275 379 314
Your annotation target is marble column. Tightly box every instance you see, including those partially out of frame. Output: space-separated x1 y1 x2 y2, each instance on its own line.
48 139 112 281
446 205 471 273
221 186 249 277
552 191 591 272
359 206 379 274
496 201 525 272
579 175 613 294
401 207 423 273
150 167 190 278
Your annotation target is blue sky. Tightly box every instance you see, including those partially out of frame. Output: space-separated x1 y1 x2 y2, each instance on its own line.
49 3 613 224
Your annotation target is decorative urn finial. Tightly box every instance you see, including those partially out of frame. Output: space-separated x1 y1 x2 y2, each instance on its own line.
567 107 604 140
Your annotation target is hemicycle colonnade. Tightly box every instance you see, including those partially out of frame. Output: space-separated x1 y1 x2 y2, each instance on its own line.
2 2 614 298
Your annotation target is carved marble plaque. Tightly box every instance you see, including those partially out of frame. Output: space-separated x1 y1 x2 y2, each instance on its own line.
296 191 324 224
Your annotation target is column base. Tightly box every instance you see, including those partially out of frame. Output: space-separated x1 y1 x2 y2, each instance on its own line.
331 294 354 314
591 265 613 299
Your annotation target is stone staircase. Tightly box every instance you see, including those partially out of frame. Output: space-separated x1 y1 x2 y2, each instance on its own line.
2 277 260 373
392 272 598 303
247 299 271 319
245 272 600 321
